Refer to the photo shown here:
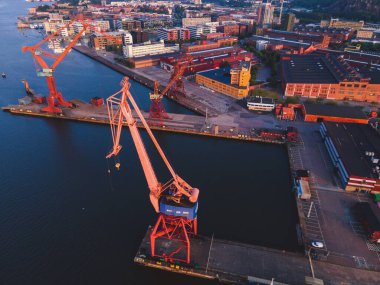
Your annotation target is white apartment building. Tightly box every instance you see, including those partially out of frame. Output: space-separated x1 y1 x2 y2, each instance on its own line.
123 40 179 58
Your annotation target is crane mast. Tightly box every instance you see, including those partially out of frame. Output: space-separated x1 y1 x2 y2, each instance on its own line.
106 77 199 263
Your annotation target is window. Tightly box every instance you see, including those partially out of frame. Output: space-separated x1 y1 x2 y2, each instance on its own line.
354 84 359 88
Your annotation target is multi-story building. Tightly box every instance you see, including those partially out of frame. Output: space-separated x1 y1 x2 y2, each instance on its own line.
354 28 380 44
178 28 191 40
158 28 178 41
130 29 149 43
157 28 191 41
181 36 237 52
281 54 380 103
286 13 296 32
325 18 364 31
90 20 110 32
195 58 252 98
188 25 217 39
258 1 274 28
263 29 331 48
216 24 240 36
123 39 179 58
182 17 211 28
90 32 124 51
293 25 354 44
115 19 142 31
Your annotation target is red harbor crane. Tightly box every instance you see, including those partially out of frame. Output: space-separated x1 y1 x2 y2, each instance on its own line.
106 77 200 264
22 16 111 114
167 54 192 100
149 55 192 122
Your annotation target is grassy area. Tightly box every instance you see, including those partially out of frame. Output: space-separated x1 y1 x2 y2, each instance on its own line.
251 89 279 100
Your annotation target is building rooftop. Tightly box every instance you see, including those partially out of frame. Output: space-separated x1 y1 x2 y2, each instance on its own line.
282 55 338 84
198 67 232 85
304 103 367 119
324 122 380 179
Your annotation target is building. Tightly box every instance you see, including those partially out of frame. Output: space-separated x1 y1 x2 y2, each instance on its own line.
302 103 369 124
258 1 275 28
320 122 380 192
182 17 211 28
181 36 237 53
115 19 142 31
160 47 253 74
217 15 233 24
354 28 380 44
188 25 217 39
286 13 296 32
327 18 364 31
157 28 190 41
130 30 149 44
195 59 252 98
281 54 380 103
247 96 275 111
158 28 178 41
256 40 269 51
123 39 179 58
293 25 354 44
263 29 331 48
90 32 123 51
216 24 240 36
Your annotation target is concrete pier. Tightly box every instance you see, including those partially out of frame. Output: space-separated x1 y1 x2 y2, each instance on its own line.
135 227 380 285
2 101 285 144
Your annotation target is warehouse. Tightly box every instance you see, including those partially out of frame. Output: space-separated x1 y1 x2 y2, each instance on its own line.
320 122 380 192
281 54 380 104
303 103 369 124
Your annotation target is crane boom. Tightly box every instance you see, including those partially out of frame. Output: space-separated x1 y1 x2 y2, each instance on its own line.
106 77 199 212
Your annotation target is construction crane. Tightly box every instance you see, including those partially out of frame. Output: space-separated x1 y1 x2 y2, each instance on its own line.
22 16 112 114
167 54 192 100
149 55 192 122
106 77 199 264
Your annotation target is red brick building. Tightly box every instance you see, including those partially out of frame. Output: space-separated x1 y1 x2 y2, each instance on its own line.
281 54 380 103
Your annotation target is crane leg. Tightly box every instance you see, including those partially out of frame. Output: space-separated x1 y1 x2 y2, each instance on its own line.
42 95 62 114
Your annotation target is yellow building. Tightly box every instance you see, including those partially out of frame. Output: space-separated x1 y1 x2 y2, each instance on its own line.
196 59 252 98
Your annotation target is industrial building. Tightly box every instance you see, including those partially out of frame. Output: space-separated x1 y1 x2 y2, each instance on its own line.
302 103 369 124
293 25 354 44
181 36 237 53
195 59 252 98
160 46 253 74
281 54 380 103
320 122 380 192
263 29 331 48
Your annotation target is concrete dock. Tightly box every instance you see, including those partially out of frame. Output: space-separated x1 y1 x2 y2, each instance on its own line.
135 227 380 285
2 101 285 145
